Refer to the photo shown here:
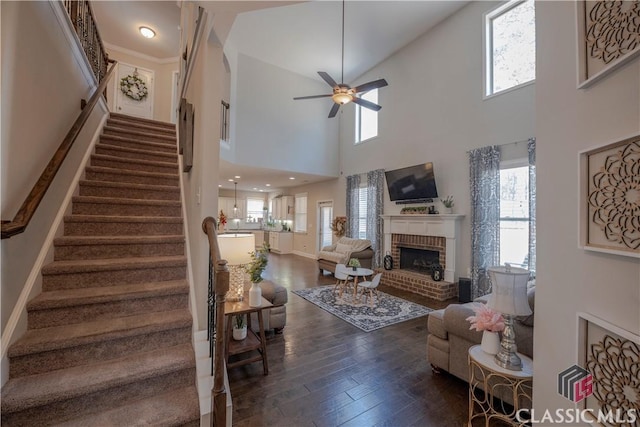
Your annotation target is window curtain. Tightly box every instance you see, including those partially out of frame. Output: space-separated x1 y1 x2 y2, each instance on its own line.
366 169 384 268
346 174 361 238
528 138 536 276
469 145 501 299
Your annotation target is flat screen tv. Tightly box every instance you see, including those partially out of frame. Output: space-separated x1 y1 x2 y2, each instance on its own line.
385 162 438 202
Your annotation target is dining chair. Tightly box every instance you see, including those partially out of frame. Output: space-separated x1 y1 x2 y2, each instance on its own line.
333 263 354 296
358 273 382 306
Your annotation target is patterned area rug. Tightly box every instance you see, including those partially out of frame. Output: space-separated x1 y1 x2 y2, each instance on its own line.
293 285 433 332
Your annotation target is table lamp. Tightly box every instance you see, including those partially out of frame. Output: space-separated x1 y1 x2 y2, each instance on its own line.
218 233 255 301
487 264 532 371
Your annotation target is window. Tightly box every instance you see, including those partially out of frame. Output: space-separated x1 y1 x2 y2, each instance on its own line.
355 89 378 143
357 187 367 239
294 193 307 233
220 100 230 141
499 165 530 269
246 198 265 222
318 201 333 250
485 0 535 96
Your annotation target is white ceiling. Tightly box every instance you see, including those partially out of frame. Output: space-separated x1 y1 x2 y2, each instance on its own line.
91 1 469 191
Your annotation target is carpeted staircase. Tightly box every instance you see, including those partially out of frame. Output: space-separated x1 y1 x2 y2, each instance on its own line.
1 113 200 426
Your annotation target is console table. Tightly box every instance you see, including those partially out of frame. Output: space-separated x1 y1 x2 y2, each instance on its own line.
468 345 533 426
224 295 272 375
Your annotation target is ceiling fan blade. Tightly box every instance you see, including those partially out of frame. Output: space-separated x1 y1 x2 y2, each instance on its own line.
293 94 332 100
352 97 382 111
318 71 339 88
353 78 388 94
328 103 340 118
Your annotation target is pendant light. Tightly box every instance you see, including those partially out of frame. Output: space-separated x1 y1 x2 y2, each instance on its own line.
233 182 238 218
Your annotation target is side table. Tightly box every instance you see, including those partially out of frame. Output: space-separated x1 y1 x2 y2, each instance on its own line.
224 295 273 375
468 345 533 427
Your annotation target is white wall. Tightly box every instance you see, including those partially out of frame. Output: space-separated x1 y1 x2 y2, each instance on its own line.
1 1 107 333
534 0 640 418
337 1 535 278
230 53 340 177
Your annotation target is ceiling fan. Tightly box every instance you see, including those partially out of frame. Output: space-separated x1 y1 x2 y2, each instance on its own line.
293 0 388 118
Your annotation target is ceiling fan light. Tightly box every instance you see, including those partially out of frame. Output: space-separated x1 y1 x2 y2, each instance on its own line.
332 93 352 105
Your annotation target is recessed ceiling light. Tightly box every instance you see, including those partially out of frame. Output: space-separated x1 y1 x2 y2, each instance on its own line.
234 175 241 179
265 184 271 187
218 184 222 187
139 26 156 39
228 179 233 182
259 189 264 192
253 187 258 190
289 177 295 180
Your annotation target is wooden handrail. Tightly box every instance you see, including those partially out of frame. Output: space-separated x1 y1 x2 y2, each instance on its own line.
1 60 117 239
202 216 229 427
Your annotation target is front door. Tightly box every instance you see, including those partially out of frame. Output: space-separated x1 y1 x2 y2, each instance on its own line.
114 62 154 119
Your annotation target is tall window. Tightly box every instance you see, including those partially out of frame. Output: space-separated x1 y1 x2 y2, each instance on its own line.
318 201 333 250
294 193 307 233
499 165 530 268
246 198 264 222
355 89 378 143
357 187 367 239
485 0 535 96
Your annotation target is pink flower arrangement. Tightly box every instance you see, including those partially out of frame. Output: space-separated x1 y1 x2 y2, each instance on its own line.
466 303 505 333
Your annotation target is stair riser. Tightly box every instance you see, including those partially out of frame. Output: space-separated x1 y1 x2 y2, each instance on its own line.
54 241 184 260
99 136 176 153
110 113 176 130
103 128 176 145
43 265 187 291
27 294 189 329
106 119 176 136
85 169 178 186
64 221 182 237
79 184 180 201
91 156 177 174
9 327 191 377
95 145 177 164
72 201 181 217
1 367 195 426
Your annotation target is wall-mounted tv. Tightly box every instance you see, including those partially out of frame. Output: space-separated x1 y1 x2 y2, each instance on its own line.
385 162 438 202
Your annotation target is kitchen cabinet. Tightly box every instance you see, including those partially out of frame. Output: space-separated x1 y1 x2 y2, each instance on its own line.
272 196 293 220
269 232 293 254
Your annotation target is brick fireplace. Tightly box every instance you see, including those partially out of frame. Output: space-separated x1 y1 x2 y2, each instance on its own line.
380 215 463 301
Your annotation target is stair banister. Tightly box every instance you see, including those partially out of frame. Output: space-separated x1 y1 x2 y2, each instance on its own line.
202 216 229 427
1 60 117 239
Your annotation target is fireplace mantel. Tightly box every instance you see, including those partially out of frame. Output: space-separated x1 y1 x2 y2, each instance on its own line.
382 214 464 283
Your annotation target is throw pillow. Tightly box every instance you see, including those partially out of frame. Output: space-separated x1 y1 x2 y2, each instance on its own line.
335 243 351 254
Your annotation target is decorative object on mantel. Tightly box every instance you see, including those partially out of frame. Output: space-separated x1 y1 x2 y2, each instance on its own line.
119 69 149 101
400 206 428 214
232 314 247 340
466 303 505 355
347 257 361 271
579 134 640 258
577 312 640 423
330 216 347 237
246 243 269 307
441 196 454 214
577 0 640 88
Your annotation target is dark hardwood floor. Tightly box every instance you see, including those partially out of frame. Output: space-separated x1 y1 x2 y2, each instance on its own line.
227 253 470 427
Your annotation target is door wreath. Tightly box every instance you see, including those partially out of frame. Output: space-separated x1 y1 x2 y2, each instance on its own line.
120 73 148 101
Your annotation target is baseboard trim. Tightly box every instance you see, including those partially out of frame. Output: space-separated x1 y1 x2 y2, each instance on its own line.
292 250 317 260
1 106 108 387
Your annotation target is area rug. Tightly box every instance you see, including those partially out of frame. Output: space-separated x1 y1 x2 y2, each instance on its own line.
292 285 433 332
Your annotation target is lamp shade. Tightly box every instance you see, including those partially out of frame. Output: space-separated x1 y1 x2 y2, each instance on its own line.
218 233 254 265
487 266 532 316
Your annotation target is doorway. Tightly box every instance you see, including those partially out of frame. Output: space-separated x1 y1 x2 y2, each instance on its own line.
114 62 154 119
318 201 333 251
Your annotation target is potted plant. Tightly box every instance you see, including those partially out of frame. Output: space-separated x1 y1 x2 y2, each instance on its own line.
245 243 270 307
232 314 247 340
347 258 361 271
441 196 454 214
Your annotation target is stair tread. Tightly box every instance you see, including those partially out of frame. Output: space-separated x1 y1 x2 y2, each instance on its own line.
54 235 184 246
100 132 176 146
79 179 180 192
72 196 181 207
9 309 192 357
91 153 178 168
85 165 178 179
41 255 187 275
28 279 189 310
97 142 178 160
1 343 194 412
109 113 175 129
64 214 183 223
56 386 199 427
104 122 176 137
104 126 176 142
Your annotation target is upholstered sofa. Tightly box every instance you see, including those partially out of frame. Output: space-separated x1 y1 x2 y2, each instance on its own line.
244 280 288 333
317 237 374 274
427 284 535 382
